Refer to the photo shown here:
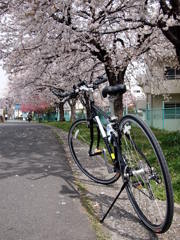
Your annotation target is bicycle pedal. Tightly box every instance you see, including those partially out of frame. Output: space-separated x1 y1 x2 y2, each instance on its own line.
133 181 144 190
89 149 103 156
95 148 103 154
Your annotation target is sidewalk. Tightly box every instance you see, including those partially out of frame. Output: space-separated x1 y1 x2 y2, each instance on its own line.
0 123 97 240
54 127 180 240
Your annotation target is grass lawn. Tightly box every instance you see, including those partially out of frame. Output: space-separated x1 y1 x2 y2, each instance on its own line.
152 128 180 204
46 121 71 132
44 121 180 204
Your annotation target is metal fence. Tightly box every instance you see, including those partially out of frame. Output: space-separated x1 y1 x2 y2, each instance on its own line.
34 110 86 122
144 107 180 131
34 107 180 132
34 112 57 122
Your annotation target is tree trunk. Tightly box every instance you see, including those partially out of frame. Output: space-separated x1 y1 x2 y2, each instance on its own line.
161 26 180 63
105 67 127 119
59 102 65 121
83 92 91 119
89 37 127 119
70 100 76 122
114 94 123 119
159 1 180 63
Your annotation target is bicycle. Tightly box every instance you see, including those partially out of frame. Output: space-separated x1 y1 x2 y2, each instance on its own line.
58 76 174 234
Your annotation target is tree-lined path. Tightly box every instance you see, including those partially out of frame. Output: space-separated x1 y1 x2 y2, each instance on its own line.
0 122 96 240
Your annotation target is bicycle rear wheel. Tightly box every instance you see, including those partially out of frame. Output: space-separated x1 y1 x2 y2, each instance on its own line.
68 119 120 184
119 115 174 233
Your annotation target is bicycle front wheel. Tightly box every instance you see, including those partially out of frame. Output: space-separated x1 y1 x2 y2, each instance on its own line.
68 119 120 185
119 115 174 233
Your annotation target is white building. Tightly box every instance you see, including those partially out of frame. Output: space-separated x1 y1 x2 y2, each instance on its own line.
144 66 180 131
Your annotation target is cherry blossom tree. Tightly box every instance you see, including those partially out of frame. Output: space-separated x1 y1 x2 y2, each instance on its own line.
0 0 179 119
0 1 157 118
139 1 180 63
158 0 180 63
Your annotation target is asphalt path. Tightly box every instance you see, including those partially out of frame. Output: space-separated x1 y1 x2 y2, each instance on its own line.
0 121 96 240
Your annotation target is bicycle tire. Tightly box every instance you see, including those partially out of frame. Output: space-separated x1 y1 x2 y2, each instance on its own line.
68 118 120 185
119 115 174 233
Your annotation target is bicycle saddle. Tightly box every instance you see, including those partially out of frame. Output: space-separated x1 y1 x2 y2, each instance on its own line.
102 84 126 98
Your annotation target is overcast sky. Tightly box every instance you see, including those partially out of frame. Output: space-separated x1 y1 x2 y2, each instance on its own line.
0 66 8 98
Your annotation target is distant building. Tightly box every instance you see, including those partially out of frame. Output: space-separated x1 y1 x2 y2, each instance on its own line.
143 66 180 131
13 104 23 119
0 108 3 116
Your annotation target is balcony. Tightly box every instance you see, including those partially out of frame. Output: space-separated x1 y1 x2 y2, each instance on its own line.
144 68 180 95
164 68 180 94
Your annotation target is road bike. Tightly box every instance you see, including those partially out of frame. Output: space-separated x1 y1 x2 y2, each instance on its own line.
57 77 174 233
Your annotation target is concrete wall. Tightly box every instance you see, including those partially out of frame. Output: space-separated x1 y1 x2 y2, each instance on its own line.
145 108 180 131
163 79 180 94
164 119 180 131
145 94 180 131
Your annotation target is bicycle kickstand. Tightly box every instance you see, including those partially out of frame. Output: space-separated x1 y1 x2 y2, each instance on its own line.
100 180 128 223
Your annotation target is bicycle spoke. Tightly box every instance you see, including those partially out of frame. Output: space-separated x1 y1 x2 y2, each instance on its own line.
119 116 173 232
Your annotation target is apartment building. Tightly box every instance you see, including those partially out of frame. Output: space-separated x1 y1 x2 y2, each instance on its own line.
144 67 180 131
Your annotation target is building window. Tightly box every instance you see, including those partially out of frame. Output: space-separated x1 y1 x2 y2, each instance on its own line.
165 67 180 80
164 102 180 119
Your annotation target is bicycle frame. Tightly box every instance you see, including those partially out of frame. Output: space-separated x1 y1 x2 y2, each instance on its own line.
88 99 126 175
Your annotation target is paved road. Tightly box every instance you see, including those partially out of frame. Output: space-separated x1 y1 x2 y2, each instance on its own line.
0 122 96 240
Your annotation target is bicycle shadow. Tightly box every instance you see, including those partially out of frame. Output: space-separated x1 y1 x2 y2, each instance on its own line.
58 128 180 240
57 127 180 240
56 128 160 240
59 174 158 240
